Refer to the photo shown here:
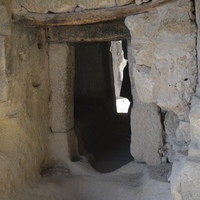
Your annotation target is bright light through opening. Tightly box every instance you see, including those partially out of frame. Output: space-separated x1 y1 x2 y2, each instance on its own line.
116 98 130 113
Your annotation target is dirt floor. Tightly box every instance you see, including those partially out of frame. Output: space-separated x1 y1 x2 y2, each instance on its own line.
7 106 173 200
11 161 172 200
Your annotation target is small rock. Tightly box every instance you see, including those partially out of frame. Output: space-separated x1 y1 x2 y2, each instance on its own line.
135 0 142 5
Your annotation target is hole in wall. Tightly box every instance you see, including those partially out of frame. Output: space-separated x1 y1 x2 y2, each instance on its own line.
74 41 134 173
31 75 41 88
32 82 41 88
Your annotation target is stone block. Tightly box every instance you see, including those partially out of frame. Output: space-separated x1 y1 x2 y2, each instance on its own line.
49 43 75 133
49 130 79 166
176 121 190 143
78 0 116 9
135 0 142 5
0 37 8 102
47 0 78 13
130 88 163 165
14 0 78 14
131 101 163 165
116 0 133 6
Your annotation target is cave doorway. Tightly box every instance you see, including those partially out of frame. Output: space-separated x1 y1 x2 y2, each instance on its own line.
74 41 134 173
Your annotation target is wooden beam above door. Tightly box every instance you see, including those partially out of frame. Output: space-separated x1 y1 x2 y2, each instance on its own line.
46 20 130 43
14 0 176 27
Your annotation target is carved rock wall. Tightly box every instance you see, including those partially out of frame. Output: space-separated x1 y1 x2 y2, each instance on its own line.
0 2 50 196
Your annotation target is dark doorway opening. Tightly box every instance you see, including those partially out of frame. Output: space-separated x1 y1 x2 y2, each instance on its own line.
74 42 134 173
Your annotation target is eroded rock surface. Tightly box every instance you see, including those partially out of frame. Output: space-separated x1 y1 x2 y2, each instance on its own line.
126 0 197 117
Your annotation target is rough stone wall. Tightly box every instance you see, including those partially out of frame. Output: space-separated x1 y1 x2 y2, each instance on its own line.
0 0 198 199
126 0 197 166
126 0 197 119
127 41 163 165
169 1 200 199
12 0 151 14
130 91 163 165
0 1 50 196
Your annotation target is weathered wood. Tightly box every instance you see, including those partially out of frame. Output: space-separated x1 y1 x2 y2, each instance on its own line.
14 0 176 27
46 20 131 43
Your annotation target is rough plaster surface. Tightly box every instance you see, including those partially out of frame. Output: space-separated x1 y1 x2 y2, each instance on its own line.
126 0 197 117
49 43 74 133
0 4 50 194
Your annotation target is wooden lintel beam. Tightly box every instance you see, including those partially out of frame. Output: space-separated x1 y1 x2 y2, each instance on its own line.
14 0 176 27
46 20 131 43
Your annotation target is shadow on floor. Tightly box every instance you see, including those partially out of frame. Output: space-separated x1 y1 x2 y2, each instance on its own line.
75 106 134 173
91 135 134 173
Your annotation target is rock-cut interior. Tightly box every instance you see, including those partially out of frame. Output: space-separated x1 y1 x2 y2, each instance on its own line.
0 0 200 199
